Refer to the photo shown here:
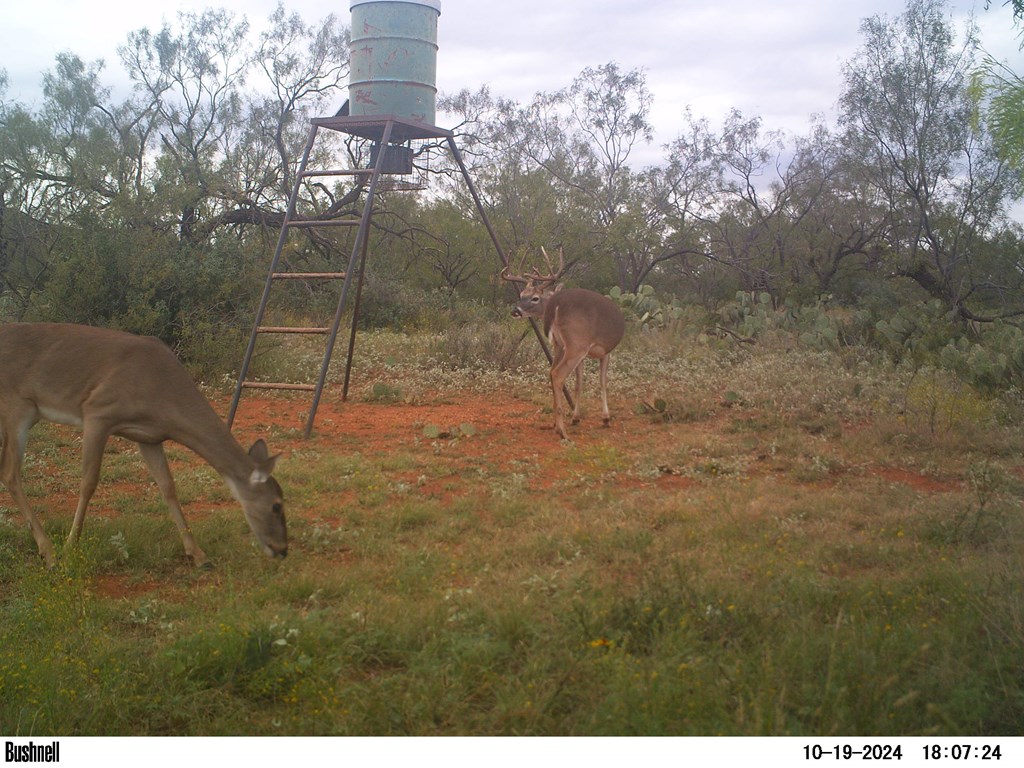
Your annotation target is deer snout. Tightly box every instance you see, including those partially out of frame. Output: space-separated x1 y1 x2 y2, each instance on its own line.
264 542 288 559
511 307 524 318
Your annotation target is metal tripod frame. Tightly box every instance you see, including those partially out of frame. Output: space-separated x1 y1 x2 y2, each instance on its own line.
227 115 563 437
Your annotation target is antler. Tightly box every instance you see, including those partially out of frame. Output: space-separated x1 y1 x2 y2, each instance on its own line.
500 246 567 284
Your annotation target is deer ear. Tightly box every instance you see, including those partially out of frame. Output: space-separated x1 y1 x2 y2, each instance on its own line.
248 440 280 483
551 283 564 294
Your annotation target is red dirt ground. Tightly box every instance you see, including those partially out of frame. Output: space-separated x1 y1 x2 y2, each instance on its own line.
225 391 711 495
225 391 966 496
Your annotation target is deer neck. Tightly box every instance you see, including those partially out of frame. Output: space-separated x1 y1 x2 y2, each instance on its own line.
163 401 254 487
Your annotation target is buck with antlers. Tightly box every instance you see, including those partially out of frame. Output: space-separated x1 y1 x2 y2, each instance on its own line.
502 248 626 439
0 323 287 568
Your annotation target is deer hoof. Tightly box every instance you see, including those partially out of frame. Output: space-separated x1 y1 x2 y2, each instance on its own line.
602 418 611 428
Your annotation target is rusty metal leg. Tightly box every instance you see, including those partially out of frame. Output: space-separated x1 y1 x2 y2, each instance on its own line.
341 218 372 402
446 136 573 409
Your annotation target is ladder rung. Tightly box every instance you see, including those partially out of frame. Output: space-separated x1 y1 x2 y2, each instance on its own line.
241 381 317 392
285 219 360 229
257 326 330 334
271 272 347 280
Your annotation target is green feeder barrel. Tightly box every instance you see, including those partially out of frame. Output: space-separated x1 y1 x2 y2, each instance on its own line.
349 0 442 125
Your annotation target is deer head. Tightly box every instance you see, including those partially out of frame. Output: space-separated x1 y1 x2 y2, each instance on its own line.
501 246 567 320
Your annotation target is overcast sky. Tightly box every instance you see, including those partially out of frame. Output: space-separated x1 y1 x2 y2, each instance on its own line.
1 0 1021 167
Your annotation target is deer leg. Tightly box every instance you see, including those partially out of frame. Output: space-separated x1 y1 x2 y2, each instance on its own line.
0 412 57 567
599 354 613 427
548 341 566 437
66 422 110 549
137 442 210 567
551 348 589 439
571 363 584 424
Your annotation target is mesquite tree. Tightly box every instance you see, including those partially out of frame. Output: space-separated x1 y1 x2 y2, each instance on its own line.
839 0 1024 322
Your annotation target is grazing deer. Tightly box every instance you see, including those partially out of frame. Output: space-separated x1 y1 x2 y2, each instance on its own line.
502 248 625 439
0 323 287 568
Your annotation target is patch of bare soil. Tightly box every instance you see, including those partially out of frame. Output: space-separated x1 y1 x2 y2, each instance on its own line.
869 466 963 493
227 392 644 495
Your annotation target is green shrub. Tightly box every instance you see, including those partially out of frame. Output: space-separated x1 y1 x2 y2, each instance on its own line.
356 276 447 331
939 322 1024 393
609 285 686 331
428 320 533 372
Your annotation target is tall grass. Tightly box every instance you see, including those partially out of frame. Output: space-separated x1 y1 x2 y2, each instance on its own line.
1 324 1022 735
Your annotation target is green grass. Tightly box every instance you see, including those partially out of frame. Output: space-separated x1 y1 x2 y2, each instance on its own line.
1 326 1022 735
